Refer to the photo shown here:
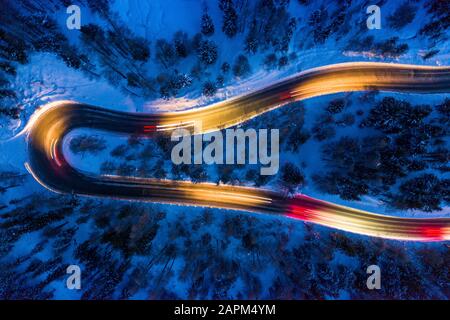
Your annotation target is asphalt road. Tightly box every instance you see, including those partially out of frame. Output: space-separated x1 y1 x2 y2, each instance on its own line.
24 62 450 241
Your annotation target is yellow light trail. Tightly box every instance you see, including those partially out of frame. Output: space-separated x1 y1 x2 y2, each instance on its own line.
23 62 450 241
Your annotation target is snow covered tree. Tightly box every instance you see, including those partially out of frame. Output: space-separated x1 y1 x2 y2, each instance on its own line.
0 61 16 76
389 174 448 212
278 55 288 68
0 106 20 119
279 17 297 52
126 72 140 87
287 130 310 152
219 0 238 38
422 49 439 60
436 98 450 122
348 36 408 59
110 144 128 158
232 54 251 77
116 163 136 176
191 33 204 52
263 53 277 70
0 89 15 99
173 31 191 58
419 0 450 41
388 2 417 30
0 28 28 64
201 8 215 36
221 62 230 73
155 39 176 68
308 6 330 44
202 80 217 97
336 113 355 127
0 171 26 195
126 36 150 62
312 113 336 141
81 24 112 57
69 135 107 156
361 97 431 133
172 73 193 90
314 172 369 201
216 75 225 87
190 166 208 183
244 19 258 54
326 99 345 114
152 159 167 179
374 37 409 58
100 161 116 175
197 40 218 65
86 0 110 18
280 162 305 193
158 72 193 99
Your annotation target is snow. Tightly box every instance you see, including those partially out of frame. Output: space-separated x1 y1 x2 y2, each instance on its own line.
0 0 448 300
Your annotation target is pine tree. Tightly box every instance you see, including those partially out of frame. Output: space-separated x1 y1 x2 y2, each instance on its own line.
197 40 218 65
201 10 215 36
232 54 251 77
159 73 193 99
219 0 238 38
280 162 305 193
69 135 107 156
244 19 258 54
126 37 150 62
155 39 176 68
173 31 190 58
391 174 446 212
202 81 217 97
221 62 230 73
263 53 277 70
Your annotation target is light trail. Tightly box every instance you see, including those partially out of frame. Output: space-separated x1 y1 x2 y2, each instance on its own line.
23 62 450 241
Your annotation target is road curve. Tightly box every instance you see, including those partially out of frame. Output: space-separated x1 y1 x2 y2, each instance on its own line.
24 62 450 241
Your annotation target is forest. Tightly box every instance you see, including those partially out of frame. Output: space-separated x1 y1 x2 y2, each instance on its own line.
0 0 448 299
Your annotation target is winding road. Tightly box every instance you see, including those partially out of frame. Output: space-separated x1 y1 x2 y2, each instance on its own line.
23 62 450 241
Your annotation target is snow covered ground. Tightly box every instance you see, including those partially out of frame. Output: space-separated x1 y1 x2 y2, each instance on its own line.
0 0 448 300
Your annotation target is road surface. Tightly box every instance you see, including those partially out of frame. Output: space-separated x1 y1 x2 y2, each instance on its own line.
23 62 450 241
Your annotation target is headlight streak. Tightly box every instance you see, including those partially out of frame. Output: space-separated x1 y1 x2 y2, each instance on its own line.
23 62 450 241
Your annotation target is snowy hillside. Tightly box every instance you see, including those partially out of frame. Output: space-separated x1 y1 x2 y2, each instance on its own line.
0 0 448 300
